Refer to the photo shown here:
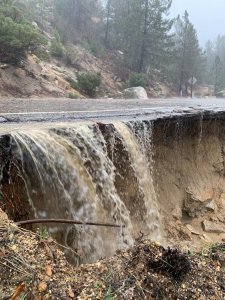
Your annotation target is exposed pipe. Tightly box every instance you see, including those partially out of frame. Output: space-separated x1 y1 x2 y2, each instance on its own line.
16 219 123 228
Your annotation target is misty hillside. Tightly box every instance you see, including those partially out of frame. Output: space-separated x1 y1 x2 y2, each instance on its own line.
0 0 225 98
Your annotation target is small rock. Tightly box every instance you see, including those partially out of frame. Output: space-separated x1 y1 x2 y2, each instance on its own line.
0 63 8 69
0 117 7 123
202 221 225 233
14 68 26 78
205 200 217 212
201 233 212 242
186 224 201 235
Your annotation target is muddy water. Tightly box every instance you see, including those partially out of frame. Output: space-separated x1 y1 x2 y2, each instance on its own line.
3 113 225 263
114 122 162 241
5 121 163 263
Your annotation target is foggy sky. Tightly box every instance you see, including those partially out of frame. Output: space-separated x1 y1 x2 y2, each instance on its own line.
170 0 225 46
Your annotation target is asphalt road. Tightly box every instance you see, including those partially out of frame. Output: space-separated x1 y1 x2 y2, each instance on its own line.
0 98 225 133
0 97 224 114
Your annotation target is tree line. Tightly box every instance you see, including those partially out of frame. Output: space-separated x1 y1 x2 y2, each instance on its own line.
1 0 225 95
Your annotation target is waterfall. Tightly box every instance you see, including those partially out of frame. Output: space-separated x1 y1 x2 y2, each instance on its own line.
6 121 162 263
114 121 162 241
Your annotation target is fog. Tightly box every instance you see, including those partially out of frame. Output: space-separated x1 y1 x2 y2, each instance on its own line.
171 0 225 45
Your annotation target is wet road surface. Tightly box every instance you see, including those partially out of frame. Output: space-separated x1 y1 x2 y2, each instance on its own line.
0 97 225 133
0 97 224 114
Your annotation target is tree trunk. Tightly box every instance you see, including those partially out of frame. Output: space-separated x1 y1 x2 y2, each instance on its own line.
138 0 148 72
104 0 111 46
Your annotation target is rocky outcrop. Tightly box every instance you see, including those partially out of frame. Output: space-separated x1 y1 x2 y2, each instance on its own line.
203 220 225 233
183 189 217 218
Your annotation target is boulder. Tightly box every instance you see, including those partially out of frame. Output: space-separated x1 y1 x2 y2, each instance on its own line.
216 90 225 98
202 220 225 233
124 87 148 99
183 189 217 218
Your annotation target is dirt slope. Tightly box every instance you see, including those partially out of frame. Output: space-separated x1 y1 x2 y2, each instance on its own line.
0 45 173 99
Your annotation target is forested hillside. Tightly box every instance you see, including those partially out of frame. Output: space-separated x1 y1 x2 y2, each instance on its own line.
0 0 224 98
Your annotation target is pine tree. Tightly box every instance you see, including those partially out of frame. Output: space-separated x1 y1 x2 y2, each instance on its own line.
214 55 225 94
109 0 173 72
204 35 225 94
54 0 103 42
104 0 112 46
172 11 203 95
50 30 64 57
0 1 46 63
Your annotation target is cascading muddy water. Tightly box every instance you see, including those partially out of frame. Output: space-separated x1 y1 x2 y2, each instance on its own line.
7 121 162 263
114 121 162 241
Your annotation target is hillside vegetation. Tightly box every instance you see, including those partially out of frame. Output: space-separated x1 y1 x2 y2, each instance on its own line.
0 0 225 98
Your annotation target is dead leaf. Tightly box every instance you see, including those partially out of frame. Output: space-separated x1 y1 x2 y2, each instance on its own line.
96 262 108 274
0 247 6 257
68 287 75 298
38 282 47 293
10 283 25 300
45 244 54 259
45 265 52 277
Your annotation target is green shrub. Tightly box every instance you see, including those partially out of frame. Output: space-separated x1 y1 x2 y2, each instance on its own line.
87 40 106 58
65 76 78 89
77 72 101 96
0 4 46 63
68 92 79 99
50 30 64 58
33 47 51 61
128 72 148 88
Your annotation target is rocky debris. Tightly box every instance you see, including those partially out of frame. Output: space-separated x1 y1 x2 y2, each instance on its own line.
0 210 225 299
0 54 81 98
203 220 225 233
220 192 225 209
205 200 217 211
124 86 148 99
183 189 217 218
209 243 225 267
0 63 8 69
186 224 201 235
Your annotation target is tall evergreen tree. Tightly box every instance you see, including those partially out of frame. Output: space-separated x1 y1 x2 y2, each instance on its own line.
109 0 173 72
172 11 203 95
204 35 225 94
54 0 103 42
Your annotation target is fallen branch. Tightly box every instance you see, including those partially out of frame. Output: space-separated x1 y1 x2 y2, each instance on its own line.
16 219 123 228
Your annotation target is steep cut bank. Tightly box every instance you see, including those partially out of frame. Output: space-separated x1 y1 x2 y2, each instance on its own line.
0 113 225 264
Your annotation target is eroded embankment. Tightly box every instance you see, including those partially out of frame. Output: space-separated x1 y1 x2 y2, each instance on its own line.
0 113 225 264
0 209 224 299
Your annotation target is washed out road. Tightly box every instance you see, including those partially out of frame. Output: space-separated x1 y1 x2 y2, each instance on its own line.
0 98 224 133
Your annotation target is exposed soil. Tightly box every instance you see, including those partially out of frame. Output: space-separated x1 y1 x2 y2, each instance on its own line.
0 209 224 300
0 45 173 99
